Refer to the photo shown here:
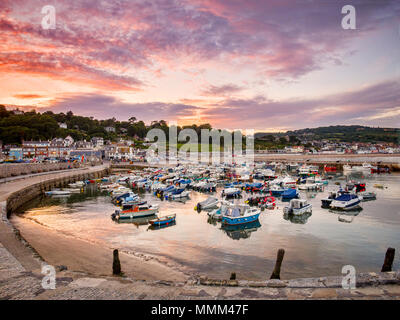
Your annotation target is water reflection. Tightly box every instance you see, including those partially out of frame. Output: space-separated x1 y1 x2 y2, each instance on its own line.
15 172 400 280
147 221 177 231
220 220 261 240
283 211 312 224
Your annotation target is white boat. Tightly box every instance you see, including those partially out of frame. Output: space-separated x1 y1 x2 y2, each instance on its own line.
283 199 312 215
112 203 159 220
68 181 85 188
222 187 241 197
208 202 230 221
196 196 219 210
330 193 362 211
281 176 297 188
45 190 71 196
169 190 191 200
298 178 319 190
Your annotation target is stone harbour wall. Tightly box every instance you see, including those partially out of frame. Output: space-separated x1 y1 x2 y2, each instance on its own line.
0 163 81 179
5 167 109 218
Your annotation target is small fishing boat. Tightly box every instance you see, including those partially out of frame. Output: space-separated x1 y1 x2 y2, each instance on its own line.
195 196 219 211
112 203 159 220
324 165 337 173
283 199 312 216
298 178 319 190
68 181 85 188
270 185 285 196
321 190 345 208
222 187 242 198
358 191 376 201
149 214 176 226
208 201 231 220
330 193 362 211
166 188 191 200
221 204 261 226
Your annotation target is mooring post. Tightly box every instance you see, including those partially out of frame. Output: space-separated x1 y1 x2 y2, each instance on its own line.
270 249 285 280
230 272 236 280
381 247 395 272
113 249 121 275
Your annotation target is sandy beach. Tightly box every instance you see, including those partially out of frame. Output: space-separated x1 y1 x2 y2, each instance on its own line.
11 216 188 282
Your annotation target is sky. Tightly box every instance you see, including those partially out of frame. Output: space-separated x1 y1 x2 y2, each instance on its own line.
1 0 399 132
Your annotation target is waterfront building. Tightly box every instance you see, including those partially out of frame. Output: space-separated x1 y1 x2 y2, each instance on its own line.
22 140 50 158
91 137 104 149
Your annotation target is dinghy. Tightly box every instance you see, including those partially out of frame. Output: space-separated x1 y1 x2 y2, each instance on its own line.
149 214 176 227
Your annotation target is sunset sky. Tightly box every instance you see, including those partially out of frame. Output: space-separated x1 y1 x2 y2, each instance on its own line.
1 0 399 131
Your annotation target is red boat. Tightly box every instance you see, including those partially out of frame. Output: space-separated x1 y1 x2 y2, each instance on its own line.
371 167 390 174
324 165 337 172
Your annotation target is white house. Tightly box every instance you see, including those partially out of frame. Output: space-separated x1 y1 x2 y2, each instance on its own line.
91 137 104 149
105 126 116 133
58 123 67 129
64 135 74 147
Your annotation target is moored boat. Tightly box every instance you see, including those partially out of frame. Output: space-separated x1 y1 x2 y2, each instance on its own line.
149 214 176 226
283 199 312 216
330 193 362 211
221 204 261 226
195 196 219 211
112 203 159 220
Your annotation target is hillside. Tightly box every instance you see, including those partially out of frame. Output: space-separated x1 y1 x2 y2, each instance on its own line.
257 125 399 144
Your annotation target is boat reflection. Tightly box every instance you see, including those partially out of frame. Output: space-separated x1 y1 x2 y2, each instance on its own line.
283 211 312 224
147 221 176 231
328 208 361 224
220 220 261 240
328 208 362 215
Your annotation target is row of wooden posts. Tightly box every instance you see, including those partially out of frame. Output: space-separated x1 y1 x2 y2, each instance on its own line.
112 247 396 279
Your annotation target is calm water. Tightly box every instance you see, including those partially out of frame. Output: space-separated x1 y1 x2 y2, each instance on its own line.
16 173 400 280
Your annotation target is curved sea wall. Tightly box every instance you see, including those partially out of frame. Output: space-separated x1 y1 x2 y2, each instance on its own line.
0 162 81 179
5 167 110 218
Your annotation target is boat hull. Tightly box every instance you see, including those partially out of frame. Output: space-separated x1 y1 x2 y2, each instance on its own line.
118 210 158 219
222 213 260 226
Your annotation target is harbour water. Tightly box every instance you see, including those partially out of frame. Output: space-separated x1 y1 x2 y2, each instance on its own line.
15 172 400 280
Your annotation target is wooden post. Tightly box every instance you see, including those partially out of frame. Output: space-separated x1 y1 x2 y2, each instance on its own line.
270 249 285 280
230 272 236 280
113 249 121 275
381 247 395 272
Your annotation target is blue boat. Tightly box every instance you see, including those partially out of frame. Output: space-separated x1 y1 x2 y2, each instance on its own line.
270 187 285 196
282 188 299 200
149 214 176 226
221 204 261 226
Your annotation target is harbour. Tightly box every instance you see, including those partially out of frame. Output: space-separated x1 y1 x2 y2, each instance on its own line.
8 161 400 281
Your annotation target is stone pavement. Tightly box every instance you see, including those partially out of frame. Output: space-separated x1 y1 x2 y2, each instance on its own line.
1 261 400 300
1 165 400 300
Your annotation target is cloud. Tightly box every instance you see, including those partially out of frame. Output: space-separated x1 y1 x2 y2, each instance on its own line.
203 80 400 129
1 0 398 87
41 93 199 124
200 83 244 96
13 93 44 99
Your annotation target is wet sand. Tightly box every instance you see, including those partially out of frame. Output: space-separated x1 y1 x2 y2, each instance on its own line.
11 216 188 282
